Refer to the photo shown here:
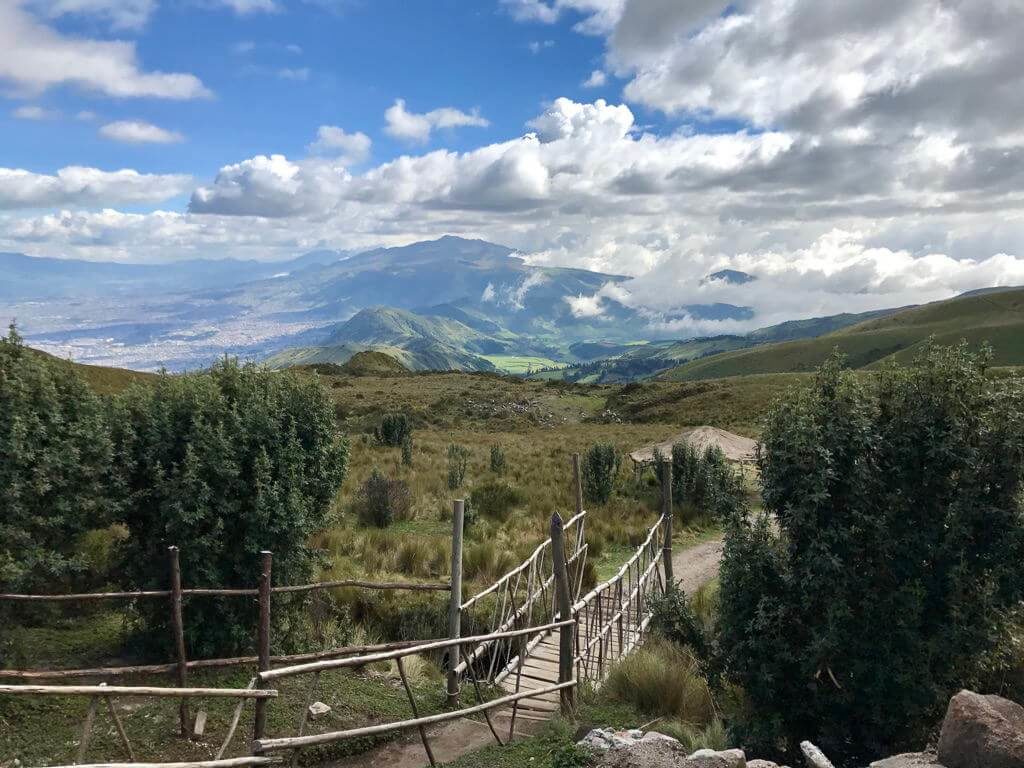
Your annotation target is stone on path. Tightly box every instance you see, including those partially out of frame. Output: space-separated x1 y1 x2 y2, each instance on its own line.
869 754 945 768
936 690 1024 768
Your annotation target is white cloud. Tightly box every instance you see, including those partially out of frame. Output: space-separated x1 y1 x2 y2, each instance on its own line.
384 99 490 143
75 110 97 121
13 105 59 120
277 67 310 81
0 166 191 210
528 39 555 54
215 0 279 13
307 126 371 164
100 120 185 144
28 0 157 31
0 2 210 99
582 69 606 88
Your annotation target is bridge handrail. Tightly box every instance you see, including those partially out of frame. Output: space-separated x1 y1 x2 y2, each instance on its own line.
574 514 664 610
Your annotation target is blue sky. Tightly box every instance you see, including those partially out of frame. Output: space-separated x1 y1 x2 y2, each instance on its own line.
2 0 1024 327
2 1 617 181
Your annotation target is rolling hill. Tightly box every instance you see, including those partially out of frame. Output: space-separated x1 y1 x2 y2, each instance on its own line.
659 288 1024 380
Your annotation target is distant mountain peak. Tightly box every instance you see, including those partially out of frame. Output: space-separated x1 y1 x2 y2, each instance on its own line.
705 269 756 285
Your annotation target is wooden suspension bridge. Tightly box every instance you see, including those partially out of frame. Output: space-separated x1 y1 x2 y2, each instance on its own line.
0 454 681 768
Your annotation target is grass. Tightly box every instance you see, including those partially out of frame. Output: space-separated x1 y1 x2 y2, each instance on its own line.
480 355 567 374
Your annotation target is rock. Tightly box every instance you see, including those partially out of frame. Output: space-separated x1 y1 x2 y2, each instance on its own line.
869 754 945 768
307 701 331 719
800 742 836 768
936 690 1024 768
684 748 746 768
592 739 691 768
747 761 789 768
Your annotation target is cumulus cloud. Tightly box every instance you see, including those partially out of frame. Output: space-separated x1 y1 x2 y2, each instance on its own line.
384 99 490 143
582 70 606 88
100 120 185 144
0 2 210 99
307 126 371 164
0 166 192 209
28 0 157 30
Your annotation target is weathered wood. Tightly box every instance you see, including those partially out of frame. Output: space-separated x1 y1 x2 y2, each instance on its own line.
396 657 437 766
661 460 674 585
0 639 431 680
168 546 190 737
253 551 272 747
0 684 276 698
446 499 465 706
77 694 100 763
254 680 577 752
572 453 583 517
272 579 448 594
61 759 282 768
215 679 256 760
262 619 573 681
0 589 171 602
193 710 208 738
457 647 503 748
549 513 576 715
104 693 135 761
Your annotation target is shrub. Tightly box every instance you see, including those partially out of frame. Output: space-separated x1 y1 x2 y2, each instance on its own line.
552 744 594 768
582 443 619 504
401 434 413 466
718 345 1024 763
649 584 721 688
0 324 120 593
356 469 412 528
115 359 349 657
463 540 518 582
375 412 412 447
670 442 745 523
489 444 506 474
447 443 469 490
469 481 525 522
604 638 715 726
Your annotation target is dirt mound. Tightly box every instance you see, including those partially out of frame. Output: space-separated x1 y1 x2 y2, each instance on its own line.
629 426 758 465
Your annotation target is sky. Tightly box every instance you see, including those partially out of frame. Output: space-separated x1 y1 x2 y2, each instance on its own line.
3 0 1024 328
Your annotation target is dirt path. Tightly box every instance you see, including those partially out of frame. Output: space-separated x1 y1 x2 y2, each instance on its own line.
329 535 726 768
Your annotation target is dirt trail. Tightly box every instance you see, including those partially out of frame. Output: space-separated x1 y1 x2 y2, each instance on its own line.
329 535 726 768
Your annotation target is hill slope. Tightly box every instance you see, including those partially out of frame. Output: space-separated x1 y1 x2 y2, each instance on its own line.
660 289 1024 380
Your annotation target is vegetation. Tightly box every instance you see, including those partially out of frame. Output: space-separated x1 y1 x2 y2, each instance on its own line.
355 469 413 528
582 443 620 504
718 345 1024 763
490 444 506 474
469 480 526 522
669 443 747 522
401 433 413 466
375 411 413 446
446 442 469 489
115 359 350 657
662 288 1024 380
0 325 120 594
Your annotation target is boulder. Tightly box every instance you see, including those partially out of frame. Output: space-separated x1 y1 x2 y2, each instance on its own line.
800 742 835 768
684 748 746 768
307 701 331 719
587 737 746 768
869 754 945 768
747 761 789 768
936 690 1024 768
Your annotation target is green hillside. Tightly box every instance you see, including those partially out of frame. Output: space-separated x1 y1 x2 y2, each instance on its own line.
661 289 1024 380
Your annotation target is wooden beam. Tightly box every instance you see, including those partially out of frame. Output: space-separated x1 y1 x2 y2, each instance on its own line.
0 685 276 698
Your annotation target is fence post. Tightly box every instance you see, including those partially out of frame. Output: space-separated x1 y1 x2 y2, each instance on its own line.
446 499 465 706
550 513 576 715
253 551 272 746
572 453 584 517
661 459 674 586
168 546 189 737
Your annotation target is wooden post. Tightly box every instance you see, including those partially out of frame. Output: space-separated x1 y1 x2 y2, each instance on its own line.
572 453 584 517
660 459 674 586
168 546 189 737
446 500 465 706
253 551 272 746
550 513 575 715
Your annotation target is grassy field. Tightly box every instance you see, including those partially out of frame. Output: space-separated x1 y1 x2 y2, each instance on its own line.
479 355 567 374
661 289 1024 380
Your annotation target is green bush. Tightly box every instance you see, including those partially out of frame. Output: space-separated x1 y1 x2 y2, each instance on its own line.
582 443 619 504
447 443 469 490
552 744 594 768
718 345 1024 763
356 469 412 528
489 444 506 474
115 359 349 657
0 325 120 593
401 434 413 466
670 442 745 522
375 412 412 447
469 481 525 522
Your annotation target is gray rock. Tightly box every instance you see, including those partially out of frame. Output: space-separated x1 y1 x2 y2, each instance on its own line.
936 690 1024 768
684 748 746 768
800 742 835 768
590 741 746 768
869 753 945 768
747 761 789 768
307 701 331 719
